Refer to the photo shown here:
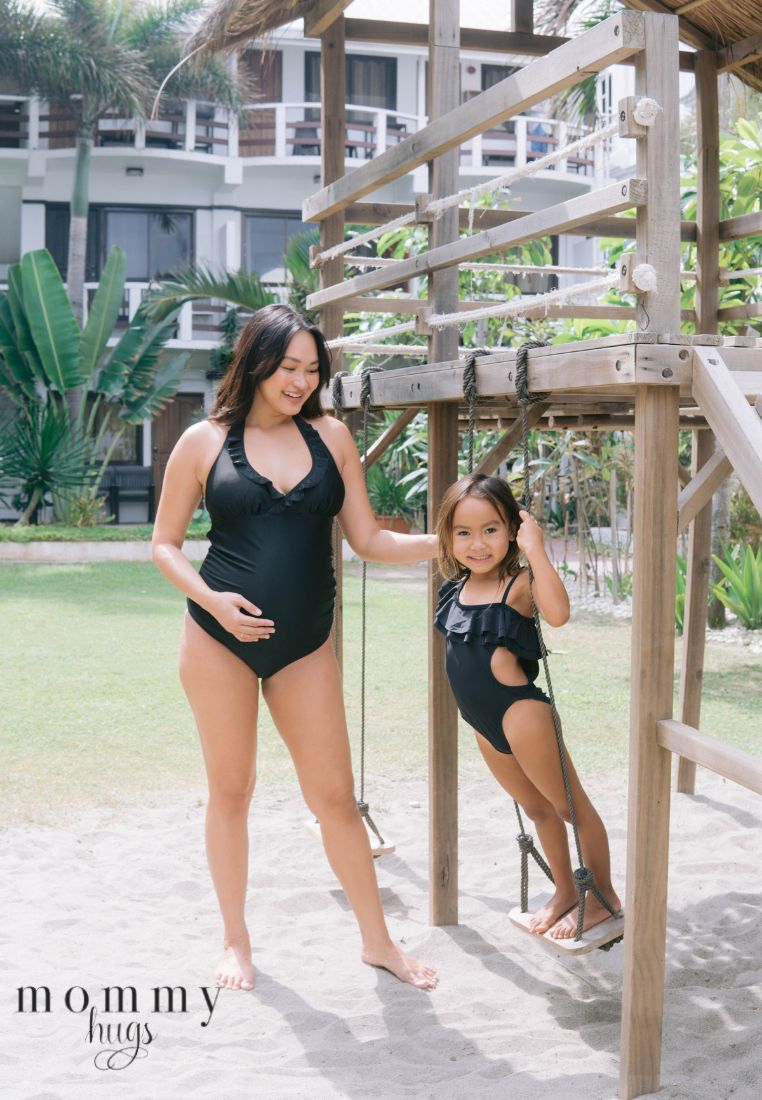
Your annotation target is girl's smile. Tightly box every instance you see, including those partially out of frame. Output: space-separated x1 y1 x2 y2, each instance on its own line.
451 496 513 581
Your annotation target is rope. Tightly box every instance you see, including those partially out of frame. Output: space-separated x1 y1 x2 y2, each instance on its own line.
462 349 555 904
331 364 390 852
344 255 611 277
429 273 618 330
327 321 417 348
313 212 417 267
425 121 619 220
339 343 428 356
514 341 620 938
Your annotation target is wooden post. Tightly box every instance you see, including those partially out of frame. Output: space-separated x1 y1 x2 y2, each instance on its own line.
676 51 720 793
428 0 461 927
320 18 347 671
620 14 681 1100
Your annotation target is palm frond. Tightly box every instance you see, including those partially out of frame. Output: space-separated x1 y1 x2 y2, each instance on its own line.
142 265 275 321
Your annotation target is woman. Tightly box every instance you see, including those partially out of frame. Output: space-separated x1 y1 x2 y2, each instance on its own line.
152 304 438 993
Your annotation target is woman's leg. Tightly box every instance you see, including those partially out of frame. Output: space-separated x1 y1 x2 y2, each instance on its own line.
504 700 621 937
179 613 259 989
474 732 578 933
262 638 437 990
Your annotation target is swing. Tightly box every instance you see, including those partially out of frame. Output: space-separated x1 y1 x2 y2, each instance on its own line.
462 343 624 954
305 366 396 859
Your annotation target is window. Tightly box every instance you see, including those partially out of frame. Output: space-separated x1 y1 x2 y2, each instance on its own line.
45 206 193 282
104 210 192 280
305 53 397 109
244 213 315 282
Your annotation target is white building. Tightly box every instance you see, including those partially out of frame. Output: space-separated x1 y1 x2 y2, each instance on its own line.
0 3 631 520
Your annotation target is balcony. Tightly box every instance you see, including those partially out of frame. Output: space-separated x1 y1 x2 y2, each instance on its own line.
1 94 602 178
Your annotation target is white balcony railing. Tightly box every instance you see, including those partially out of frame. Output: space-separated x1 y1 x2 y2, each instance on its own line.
2 94 602 178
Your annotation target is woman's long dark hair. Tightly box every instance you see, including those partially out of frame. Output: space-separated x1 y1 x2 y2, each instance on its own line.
436 473 523 583
209 304 332 425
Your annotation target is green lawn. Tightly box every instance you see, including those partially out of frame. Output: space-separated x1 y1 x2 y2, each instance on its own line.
1 561 760 829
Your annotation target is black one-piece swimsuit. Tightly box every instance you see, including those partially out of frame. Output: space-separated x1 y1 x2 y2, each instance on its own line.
187 415 345 679
434 571 551 754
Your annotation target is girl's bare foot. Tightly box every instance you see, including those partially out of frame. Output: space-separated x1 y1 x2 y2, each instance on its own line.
528 889 578 934
215 934 256 990
548 891 622 940
362 943 438 990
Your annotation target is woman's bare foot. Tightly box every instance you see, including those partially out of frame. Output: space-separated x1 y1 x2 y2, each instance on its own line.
548 891 622 940
362 943 438 990
215 934 256 990
528 889 578 934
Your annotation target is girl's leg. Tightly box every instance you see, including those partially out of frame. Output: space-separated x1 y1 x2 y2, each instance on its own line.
504 699 621 938
261 638 437 990
474 733 578 933
179 613 259 990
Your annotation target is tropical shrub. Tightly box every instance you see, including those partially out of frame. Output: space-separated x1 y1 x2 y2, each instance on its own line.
711 543 762 629
675 553 687 634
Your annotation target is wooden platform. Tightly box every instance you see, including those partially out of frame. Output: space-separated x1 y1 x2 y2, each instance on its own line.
508 892 625 955
305 817 396 858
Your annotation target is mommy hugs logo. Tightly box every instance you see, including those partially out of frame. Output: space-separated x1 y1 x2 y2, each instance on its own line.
15 983 221 1071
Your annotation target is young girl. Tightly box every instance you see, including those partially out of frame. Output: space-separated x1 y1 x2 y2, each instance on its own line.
434 473 620 938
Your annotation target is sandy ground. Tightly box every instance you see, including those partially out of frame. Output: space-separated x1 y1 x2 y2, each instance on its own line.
1 768 760 1100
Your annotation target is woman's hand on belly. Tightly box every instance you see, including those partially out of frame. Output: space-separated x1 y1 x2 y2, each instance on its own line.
208 591 275 643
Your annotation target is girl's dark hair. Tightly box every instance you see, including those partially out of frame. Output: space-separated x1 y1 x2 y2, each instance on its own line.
209 304 331 425
436 473 523 582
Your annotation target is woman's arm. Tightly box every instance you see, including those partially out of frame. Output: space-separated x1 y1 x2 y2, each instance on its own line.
330 418 437 564
515 510 570 627
151 423 274 639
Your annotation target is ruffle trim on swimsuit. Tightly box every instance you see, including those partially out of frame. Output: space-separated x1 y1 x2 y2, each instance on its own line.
433 578 542 659
226 416 332 512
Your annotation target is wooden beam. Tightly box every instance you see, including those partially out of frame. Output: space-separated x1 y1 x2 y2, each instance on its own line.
676 431 718 795
719 211 762 240
344 201 697 241
428 0 461 930
320 16 347 671
307 179 647 309
717 301 762 322
620 15 681 1100
694 51 719 335
511 0 533 34
676 444 732 533
716 30 762 74
344 18 567 55
363 409 418 470
657 720 762 797
693 348 762 515
474 402 548 474
621 0 714 51
343 19 695 68
304 0 352 38
303 11 645 221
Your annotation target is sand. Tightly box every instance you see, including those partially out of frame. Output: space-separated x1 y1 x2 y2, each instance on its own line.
1 770 760 1100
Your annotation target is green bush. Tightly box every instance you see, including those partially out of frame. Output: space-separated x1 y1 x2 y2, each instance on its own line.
711 543 762 630
675 553 687 634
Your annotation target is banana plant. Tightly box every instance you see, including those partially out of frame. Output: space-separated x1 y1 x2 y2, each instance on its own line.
0 246 189 520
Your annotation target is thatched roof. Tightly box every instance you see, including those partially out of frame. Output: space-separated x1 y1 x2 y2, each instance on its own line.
187 0 762 92
622 1 762 93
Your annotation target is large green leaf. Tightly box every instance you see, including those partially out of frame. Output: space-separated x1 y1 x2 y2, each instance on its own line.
141 265 275 322
0 296 38 404
6 265 45 382
120 352 190 423
79 246 126 382
21 249 83 393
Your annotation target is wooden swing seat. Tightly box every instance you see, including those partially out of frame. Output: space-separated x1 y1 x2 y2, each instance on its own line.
305 817 396 858
508 892 625 955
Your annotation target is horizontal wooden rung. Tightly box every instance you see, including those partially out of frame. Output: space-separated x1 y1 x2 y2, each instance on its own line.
656 720 762 797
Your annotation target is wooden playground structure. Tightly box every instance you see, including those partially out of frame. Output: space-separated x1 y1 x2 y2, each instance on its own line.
194 2 762 1096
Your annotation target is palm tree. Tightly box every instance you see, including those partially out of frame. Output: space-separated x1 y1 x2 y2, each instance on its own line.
0 0 250 419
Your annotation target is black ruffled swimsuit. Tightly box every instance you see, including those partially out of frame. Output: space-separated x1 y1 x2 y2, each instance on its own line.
434 570 551 754
187 415 345 678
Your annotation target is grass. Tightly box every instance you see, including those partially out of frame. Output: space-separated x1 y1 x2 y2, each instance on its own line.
0 519 210 542
1 561 760 830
